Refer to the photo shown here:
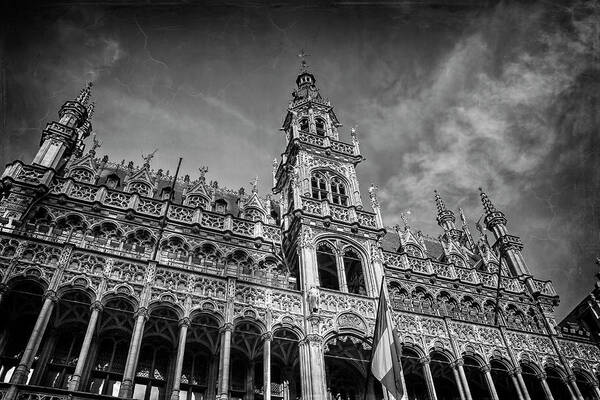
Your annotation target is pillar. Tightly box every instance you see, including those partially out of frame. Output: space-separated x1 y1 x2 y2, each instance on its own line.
481 364 499 400
515 368 533 400
537 373 555 400
454 359 473 400
263 332 272 400
68 301 103 391
510 369 526 400
246 361 255 400
298 340 311 400
335 251 347 292
10 290 58 384
451 363 467 400
567 375 584 400
592 381 600 400
217 323 233 400
0 283 7 307
170 318 190 400
564 376 579 400
419 357 438 400
305 335 327 400
119 307 148 398
30 330 56 385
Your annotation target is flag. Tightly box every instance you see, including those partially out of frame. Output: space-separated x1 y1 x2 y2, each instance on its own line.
370 280 406 400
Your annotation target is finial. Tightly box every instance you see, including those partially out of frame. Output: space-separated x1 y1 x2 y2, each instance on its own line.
76 82 93 105
198 166 208 183
475 215 485 237
298 49 310 72
86 102 95 120
434 190 447 214
368 183 379 208
479 187 497 214
250 176 259 194
142 149 158 167
89 134 102 155
458 207 467 226
400 210 411 230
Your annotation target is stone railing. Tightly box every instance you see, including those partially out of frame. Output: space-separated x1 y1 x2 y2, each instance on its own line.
383 251 552 296
297 132 357 156
38 177 282 243
299 196 378 230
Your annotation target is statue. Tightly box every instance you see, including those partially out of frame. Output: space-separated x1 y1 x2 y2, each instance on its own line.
199 166 208 182
307 286 320 313
142 149 158 167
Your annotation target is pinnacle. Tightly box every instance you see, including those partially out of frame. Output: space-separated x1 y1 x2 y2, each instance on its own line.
76 82 94 105
479 187 496 214
434 190 447 214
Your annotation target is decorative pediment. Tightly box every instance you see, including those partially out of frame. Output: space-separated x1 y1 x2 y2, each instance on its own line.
67 153 98 183
398 227 426 258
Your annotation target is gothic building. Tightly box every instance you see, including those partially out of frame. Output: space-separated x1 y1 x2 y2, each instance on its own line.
0 64 599 400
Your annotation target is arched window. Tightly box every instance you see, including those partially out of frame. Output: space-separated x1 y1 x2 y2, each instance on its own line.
106 174 120 189
299 118 309 133
226 250 254 274
214 199 228 214
192 243 221 265
310 171 349 206
311 172 328 201
343 248 366 295
317 243 338 290
125 229 156 253
330 177 348 206
315 118 326 136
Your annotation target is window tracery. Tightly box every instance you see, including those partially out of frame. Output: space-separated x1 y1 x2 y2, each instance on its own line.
55 215 87 235
299 118 309 133
70 168 95 183
192 243 221 265
160 237 189 259
125 229 156 252
225 250 254 274
310 170 348 206
243 208 264 222
187 195 208 209
128 181 152 197
91 222 123 241
316 240 366 295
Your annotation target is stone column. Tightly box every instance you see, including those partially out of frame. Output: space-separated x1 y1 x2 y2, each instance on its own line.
564 376 579 400
217 323 233 400
335 251 347 292
263 332 273 400
454 359 473 400
306 335 327 400
170 318 190 400
298 340 311 400
419 356 438 400
514 368 532 400
451 364 467 400
510 369 526 400
0 283 8 307
592 381 600 400
536 372 555 400
10 290 58 384
567 375 584 400
246 361 255 400
119 307 148 398
481 364 499 400
68 301 103 391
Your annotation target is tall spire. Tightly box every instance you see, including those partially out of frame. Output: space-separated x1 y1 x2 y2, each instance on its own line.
76 82 93 105
479 187 497 215
434 190 456 230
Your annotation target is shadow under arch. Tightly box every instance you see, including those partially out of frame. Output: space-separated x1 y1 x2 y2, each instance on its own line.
323 333 382 400
400 345 428 399
573 368 597 400
519 360 546 400
429 349 460 400
461 352 490 399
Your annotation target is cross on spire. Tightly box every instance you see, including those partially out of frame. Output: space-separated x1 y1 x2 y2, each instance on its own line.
298 49 310 72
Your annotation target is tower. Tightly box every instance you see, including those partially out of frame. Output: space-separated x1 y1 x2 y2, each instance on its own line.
273 64 387 398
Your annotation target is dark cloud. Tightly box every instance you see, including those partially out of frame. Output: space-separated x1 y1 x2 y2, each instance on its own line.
1 1 598 318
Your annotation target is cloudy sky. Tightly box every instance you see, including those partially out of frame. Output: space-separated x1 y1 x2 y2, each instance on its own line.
2 0 599 319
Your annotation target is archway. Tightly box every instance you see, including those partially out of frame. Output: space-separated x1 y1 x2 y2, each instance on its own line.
230 319 264 400
179 313 221 400
574 370 596 400
489 359 518 400
0 279 45 383
400 347 427 399
429 351 460 400
87 297 136 396
324 334 381 400
545 366 571 400
462 355 489 399
271 328 302 400
519 363 545 400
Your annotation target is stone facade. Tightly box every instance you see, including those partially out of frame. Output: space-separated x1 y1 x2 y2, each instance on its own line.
0 68 598 400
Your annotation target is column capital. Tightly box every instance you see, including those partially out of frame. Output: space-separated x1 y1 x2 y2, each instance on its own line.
90 300 104 312
479 364 491 373
0 282 8 294
509 366 523 376
302 333 323 345
451 359 464 368
536 372 548 381
134 307 149 320
178 317 191 328
220 322 234 334
591 380 600 388
566 374 576 383
419 356 431 366
261 331 273 342
44 290 59 303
